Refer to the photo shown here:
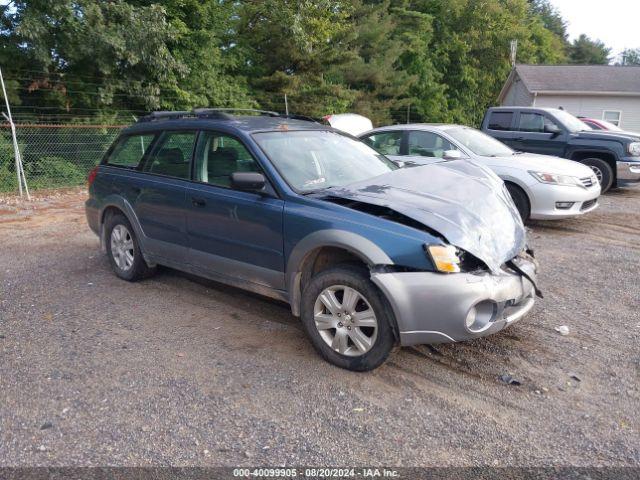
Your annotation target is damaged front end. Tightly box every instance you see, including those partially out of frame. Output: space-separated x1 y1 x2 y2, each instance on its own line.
315 160 539 344
322 160 527 275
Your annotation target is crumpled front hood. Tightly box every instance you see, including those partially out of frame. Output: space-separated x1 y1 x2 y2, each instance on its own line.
326 160 526 273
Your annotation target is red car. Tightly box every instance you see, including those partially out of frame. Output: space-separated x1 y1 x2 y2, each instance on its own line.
578 117 624 132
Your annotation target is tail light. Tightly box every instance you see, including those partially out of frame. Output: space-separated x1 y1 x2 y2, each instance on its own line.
87 166 99 187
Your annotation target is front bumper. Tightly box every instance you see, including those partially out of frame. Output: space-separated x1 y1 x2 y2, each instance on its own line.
617 160 640 182
371 258 537 346
528 182 600 220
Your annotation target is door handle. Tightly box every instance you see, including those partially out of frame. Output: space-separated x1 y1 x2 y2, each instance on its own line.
192 197 206 207
515 137 525 141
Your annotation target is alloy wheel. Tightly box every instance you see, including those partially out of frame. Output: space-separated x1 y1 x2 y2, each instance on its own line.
313 285 378 357
110 224 134 271
589 165 604 185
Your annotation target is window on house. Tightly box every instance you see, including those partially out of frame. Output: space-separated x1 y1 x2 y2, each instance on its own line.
603 111 621 127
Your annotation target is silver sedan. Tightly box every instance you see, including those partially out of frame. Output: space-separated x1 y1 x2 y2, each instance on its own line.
359 124 601 221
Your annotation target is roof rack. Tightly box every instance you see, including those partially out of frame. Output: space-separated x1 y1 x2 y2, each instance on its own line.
193 108 280 118
137 108 319 124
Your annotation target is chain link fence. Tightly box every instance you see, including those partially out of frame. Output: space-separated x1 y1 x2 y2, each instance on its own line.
0 104 422 194
0 123 126 193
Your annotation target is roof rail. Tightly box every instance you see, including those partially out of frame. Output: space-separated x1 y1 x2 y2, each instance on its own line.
138 111 192 123
136 108 319 124
193 108 280 117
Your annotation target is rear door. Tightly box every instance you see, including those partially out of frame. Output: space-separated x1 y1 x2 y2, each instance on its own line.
484 110 520 148
134 130 197 263
185 130 285 290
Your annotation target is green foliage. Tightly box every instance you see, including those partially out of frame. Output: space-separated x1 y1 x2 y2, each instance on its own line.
619 48 640 66
0 0 608 130
569 34 611 65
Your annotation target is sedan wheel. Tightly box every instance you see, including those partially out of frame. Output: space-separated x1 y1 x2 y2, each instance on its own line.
110 224 135 271
313 285 378 357
589 165 603 185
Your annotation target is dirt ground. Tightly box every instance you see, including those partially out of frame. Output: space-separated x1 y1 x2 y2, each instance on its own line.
0 186 638 467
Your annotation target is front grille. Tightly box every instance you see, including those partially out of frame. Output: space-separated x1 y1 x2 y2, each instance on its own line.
581 176 595 188
581 199 597 211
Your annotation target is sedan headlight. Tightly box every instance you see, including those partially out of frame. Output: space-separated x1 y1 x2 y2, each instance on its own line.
425 244 461 273
628 142 640 156
529 171 582 187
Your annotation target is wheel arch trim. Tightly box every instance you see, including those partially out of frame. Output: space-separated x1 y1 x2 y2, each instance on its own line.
285 230 392 317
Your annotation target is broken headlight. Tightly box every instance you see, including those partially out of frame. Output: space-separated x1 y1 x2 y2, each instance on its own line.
425 244 461 273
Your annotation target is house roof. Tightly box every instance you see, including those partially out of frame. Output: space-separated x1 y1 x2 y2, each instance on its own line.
499 65 640 101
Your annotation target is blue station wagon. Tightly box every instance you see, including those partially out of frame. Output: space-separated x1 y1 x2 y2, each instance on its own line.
86 109 540 371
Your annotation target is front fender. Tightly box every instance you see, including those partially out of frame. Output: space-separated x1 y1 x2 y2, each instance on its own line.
285 229 393 316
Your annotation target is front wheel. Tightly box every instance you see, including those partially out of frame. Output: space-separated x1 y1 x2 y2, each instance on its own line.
581 158 613 193
505 183 530 222
300 266 396 371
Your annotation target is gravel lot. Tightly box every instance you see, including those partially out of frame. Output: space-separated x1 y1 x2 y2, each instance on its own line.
0 186 638 467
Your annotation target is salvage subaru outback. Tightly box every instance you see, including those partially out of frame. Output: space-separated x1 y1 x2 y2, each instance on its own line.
86 109 540 371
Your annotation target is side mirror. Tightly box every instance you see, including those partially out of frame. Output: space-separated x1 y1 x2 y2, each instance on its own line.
393 159 406 168
443 149 462 160
231 172 266 192
545 123 561 137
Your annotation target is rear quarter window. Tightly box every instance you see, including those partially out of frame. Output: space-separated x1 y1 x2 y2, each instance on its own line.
106 134 156 168
487 112 514 131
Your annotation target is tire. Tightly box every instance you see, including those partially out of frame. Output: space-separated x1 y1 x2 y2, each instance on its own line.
581 158 613 193
300 265 396 371
105 213 156 281
505 183 530 222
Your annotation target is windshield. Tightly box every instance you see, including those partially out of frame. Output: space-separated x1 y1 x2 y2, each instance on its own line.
253 130 397 192
445 127 514 157
551 109 591 132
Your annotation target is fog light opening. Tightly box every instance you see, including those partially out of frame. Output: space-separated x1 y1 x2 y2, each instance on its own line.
465 301 497 333
555 201 575 210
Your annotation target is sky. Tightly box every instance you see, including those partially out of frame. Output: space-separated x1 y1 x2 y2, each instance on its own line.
551 0 640 60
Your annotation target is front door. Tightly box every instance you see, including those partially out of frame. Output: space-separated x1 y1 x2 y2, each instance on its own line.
185 131 285 290
514 112 567 157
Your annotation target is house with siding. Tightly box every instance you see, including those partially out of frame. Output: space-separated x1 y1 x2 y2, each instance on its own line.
498 65 640 132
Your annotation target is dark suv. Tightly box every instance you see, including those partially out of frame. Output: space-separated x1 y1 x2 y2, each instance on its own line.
481 107 640 192
86 109 538 371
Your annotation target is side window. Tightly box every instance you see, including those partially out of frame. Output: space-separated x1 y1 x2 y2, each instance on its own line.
106 134 156 168
362 131 402 155
194 131 262 188
518 113 560 133
144 131 197 179
488 112 514 131
407 131 456 158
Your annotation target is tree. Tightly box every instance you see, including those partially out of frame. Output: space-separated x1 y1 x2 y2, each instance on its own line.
568 34 611 65
619 48 640 66
528 0 568 41
0 1 186 116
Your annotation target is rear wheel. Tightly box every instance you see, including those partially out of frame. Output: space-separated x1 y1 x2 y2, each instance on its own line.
105 213 156 281
300 266 395 371
581 158 613 193
505 183 530 222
